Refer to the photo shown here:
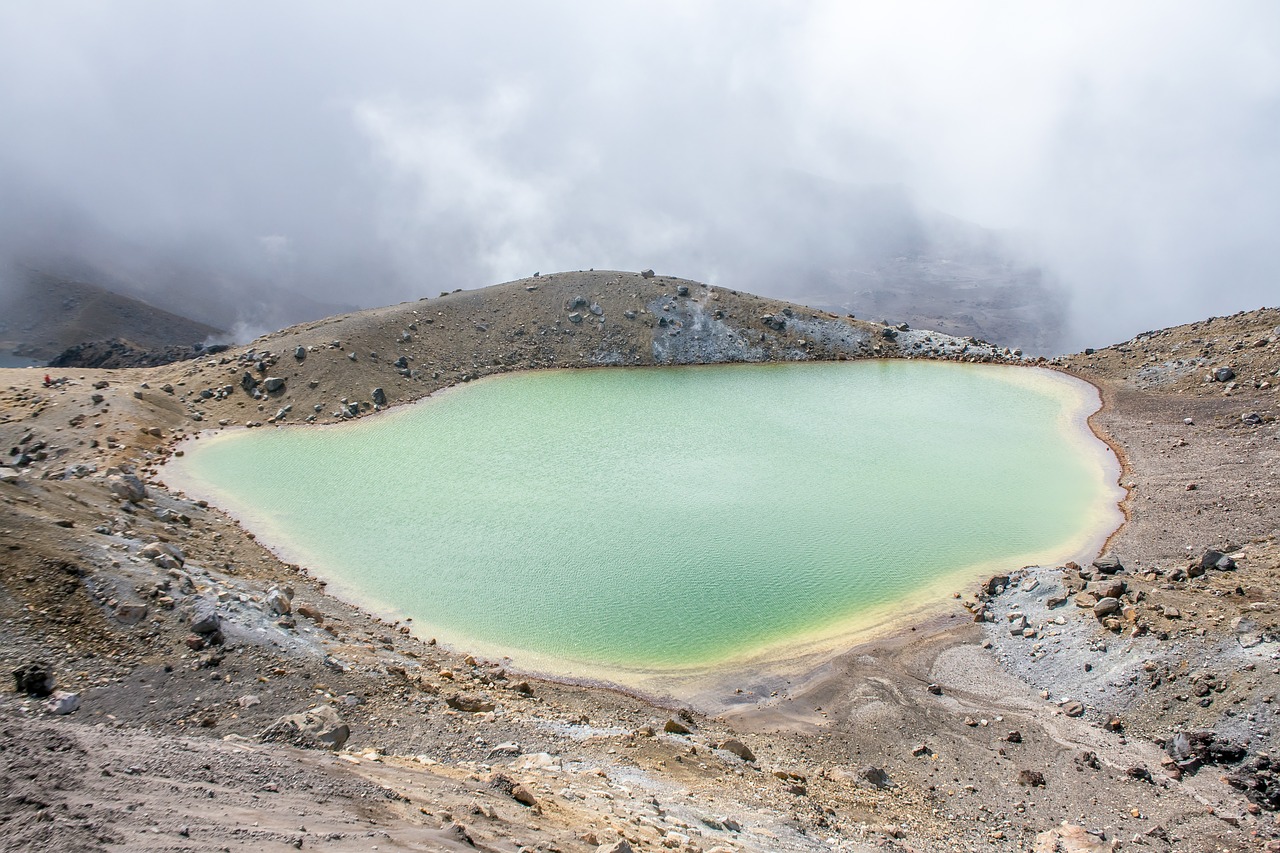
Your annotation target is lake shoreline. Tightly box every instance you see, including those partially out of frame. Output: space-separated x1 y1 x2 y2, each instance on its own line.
161 359 1125 704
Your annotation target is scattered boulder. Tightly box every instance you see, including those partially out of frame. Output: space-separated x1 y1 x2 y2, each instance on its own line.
44 691 81 715
189 599 221 635
240 371 258 392
296 604 323 623
1213 366 1236 382
262 376 286 393
1074 591 1099 609
597 840 635 853
717 738 755 762
106 472 147 503
880 327 898 340
12 662 55 697
372 387 387 407
260 704 350 750
114 603 148 625
489 772 538 807
1200 549 1236 571
985 574 1010 595
858 765 891 788
265 588 292 615
486 741 521 759
294 345 306 360
445 693 495 713
1225 754 1280 811
676 285 689 296
1126 765 1153 783
567 312 583 324
1093 597 1121 618
640 269 655 278
1091 556 1123 575
1033 823 1116 852
1165 729 1247 772
1018 769 1046 787
1088 578 1126 599
140 541 185 566
1062 700 1085 718
664 718 692 735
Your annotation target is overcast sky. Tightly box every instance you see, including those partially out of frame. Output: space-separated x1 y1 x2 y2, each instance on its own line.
1 1 1277 349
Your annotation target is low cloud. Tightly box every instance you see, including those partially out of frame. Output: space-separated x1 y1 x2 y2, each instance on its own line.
0 1 1276 350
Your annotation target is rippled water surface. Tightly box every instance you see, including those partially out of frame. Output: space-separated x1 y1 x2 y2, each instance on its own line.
167 361 1120 674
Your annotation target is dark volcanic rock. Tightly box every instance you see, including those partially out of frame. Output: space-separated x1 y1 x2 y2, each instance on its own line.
12 662 55 697
48 339 226 369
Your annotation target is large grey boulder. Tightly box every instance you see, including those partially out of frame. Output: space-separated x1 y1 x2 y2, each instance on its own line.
260 704 350 750
107 473 147 503
265 588 292 615
1200 549 1236 571
189 599 221 635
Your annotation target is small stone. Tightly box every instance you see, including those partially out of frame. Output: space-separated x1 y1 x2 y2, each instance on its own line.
597 840 635 853
664 718 691 735
1017 769 1046 787
445 693 495 713
1063 700 1086 717
114 603 148 625
1093 597 1121 618
44 691 80 715
858 765 891 788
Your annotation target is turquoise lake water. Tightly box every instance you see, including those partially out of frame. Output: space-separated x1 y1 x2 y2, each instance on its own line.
166 361 1121 677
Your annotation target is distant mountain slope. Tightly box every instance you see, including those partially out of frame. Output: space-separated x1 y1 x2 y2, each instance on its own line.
683 176 1068 355
0 264 224 361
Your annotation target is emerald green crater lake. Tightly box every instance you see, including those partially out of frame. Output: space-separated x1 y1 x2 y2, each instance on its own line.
166 361 1122 679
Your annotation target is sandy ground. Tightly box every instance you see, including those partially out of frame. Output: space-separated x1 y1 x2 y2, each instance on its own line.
2 274 1278 852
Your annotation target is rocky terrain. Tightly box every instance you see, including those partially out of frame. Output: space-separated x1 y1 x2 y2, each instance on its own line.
1 272 1277 852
